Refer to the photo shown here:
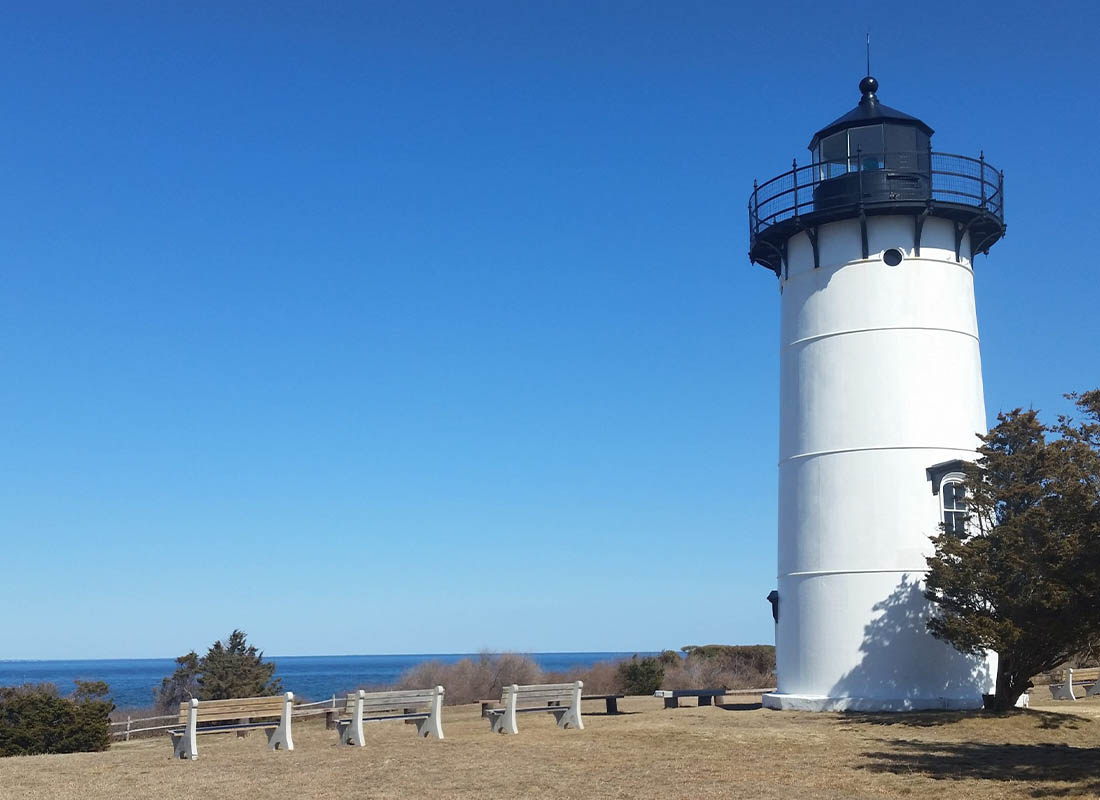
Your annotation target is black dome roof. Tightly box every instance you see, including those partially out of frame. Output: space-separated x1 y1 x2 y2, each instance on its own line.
808 76 934 149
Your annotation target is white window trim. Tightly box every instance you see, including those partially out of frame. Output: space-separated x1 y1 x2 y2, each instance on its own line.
939 472 968 537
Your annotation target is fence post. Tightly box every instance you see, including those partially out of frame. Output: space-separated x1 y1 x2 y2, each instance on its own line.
125 716 131 742
792 158 799 220
857 147 864 202
752 178 759 235
979 151 986 208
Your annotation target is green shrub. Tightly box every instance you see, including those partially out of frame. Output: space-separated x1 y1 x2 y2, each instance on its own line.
681 645 775 673
617 656 665 695
0 681 114 757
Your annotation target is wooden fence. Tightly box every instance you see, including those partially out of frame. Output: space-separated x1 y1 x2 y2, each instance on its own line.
109 696 340 740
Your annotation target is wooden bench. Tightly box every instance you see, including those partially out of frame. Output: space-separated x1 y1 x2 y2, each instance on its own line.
479 693 624 718
1048 668 1100 701
654 689 730 708
169 693 293 760
485 681 583 734
337 686 445 746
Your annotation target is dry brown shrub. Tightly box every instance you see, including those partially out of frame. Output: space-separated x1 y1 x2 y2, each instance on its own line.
543 660 625 694
660 646 776 691
396 652 544 705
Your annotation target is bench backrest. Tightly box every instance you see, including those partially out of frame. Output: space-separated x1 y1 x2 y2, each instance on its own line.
178 693 290 724
343 687 443 716
502 681 582 707
1054 667 1100 684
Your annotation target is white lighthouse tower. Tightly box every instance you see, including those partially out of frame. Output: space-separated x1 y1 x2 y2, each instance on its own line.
750 76 1006 711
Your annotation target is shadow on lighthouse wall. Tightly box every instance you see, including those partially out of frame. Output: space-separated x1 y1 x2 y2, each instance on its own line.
829 576 990 703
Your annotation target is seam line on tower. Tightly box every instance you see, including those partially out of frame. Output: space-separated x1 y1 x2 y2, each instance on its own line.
781 568 930 577
780 255 974 285
780 444 977 464
785 325 979 347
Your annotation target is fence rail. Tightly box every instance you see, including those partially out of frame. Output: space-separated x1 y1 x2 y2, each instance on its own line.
109 695 339 740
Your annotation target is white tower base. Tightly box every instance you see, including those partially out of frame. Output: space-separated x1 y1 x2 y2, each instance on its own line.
761 693 983 712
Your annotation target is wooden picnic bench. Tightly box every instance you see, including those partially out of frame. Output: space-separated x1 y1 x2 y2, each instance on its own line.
479 693 623 718
169 693 294 760
337 686 445 746
1048 668 1100 701
654 689 730 708
485 681 584 734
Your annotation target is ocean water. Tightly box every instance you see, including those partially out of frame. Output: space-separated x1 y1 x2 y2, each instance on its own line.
0 652 646 708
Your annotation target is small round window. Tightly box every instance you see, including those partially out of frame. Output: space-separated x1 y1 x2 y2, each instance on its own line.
883 248 904 266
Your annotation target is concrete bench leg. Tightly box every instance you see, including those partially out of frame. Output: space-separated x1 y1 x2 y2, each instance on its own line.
551 686 583 730
487 708 518 735
1049 683 1077 701
340 691 366 746
550 706 582 730
413 687 445 739
171 699 199 760
265 693 294 751
605 697 618 714
170 729 197 761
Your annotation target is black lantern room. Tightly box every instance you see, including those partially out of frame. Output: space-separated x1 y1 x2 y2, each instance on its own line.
748 76 1006 276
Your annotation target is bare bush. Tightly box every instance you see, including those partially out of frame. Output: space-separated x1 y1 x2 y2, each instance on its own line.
661 645 776 691
396 652 543 705
544 660 624 694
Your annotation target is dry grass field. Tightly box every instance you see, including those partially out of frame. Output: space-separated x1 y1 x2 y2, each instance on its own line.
2 692 1099 800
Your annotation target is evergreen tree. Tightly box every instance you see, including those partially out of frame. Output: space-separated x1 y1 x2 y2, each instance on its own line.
924 391 1100 711
198 630 281 700
617 656 665 695
154 652 201 713
155 630 281 711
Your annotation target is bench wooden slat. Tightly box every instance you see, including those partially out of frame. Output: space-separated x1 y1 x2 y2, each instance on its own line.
340 712 429 723
169 720 280 735
178 697 286 724
346 689 442 700
508 689 574 698
181 696 285 709
1066 668 1098 682
654 689 729 697
343 690 438 714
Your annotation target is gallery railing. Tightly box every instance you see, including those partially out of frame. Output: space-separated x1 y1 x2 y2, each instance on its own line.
748 151 1004 245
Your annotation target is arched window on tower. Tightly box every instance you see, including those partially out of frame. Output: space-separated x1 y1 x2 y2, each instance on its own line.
941 477 968 536
927 459 969 537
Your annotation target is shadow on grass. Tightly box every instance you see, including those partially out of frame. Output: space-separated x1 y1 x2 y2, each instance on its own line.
585 710 641 716
839 709 1083 730
859 739 1100 797
716 702 762 712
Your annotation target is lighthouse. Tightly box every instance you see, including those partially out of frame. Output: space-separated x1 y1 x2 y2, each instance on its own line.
750 76 1006 711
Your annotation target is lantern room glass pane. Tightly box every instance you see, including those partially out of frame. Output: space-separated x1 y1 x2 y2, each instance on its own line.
849 125 884 170
885 124 919 170
916 130 931 171
819 132 848 180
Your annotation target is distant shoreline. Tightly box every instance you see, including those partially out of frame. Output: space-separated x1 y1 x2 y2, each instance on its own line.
0 652 655 708
0 650 656 663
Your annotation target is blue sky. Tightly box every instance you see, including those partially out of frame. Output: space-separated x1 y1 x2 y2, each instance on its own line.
2 1 1097 659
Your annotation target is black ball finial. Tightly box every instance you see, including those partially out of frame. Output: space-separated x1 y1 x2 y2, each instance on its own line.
859 75 879 97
